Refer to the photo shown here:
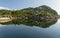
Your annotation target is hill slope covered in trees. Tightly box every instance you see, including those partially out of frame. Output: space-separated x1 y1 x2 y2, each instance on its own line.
0 5 58 19
0 5 58 28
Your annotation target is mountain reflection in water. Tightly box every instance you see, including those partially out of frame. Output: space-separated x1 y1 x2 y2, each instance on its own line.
0 19 57 28
0 19 59 38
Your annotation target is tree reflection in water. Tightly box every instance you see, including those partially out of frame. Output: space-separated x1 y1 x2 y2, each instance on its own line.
0 19 58 28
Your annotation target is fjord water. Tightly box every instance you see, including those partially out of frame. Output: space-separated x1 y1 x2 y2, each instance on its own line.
0 19 60 38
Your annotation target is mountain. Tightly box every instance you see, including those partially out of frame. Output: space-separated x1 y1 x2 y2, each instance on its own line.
0 5 58 28
0 5 58 19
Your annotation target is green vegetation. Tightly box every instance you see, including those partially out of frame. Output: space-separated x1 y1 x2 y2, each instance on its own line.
1 19 57 28
0 5 58 18
0 5 58 28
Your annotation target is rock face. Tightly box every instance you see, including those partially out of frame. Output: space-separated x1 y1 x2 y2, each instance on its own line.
0 17 11 23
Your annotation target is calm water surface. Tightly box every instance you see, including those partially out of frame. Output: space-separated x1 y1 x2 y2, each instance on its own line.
0 19 60 38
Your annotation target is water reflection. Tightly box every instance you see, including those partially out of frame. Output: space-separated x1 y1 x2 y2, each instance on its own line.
1 19 58 28
0 25 54 38
0 19 59 38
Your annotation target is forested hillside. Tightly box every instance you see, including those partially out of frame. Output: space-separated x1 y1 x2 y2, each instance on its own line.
0 5 58 27
0 5 58 19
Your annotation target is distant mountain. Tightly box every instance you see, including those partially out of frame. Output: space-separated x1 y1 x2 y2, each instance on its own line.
58 15 60 18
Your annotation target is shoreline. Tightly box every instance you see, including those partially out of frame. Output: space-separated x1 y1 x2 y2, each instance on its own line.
0 17 12 23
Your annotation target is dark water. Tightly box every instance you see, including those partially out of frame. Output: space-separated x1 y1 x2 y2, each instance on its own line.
0 19 60 38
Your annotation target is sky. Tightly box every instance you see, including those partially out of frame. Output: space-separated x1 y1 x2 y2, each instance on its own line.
0 0 60 14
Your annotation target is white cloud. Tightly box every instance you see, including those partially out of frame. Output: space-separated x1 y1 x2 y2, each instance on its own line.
0 6 11 10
